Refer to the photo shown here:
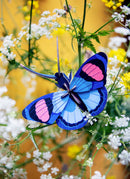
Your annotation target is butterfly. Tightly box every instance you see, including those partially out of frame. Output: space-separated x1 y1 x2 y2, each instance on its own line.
21 52 107 130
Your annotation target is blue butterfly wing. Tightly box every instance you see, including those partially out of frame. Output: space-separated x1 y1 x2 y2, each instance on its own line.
78 86 107 116
69 52 108 117
70 52 107 92
56 98 87 130
22 91 69 125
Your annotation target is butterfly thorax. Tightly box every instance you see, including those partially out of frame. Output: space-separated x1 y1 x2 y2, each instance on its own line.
55 72 70 90
55 73 88 113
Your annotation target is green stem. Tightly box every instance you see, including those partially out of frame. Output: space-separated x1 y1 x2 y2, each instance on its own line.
104 157 116 177
90 166 92 179
82 0 87 30
79 120 102 178
78 0 87 68
14 158 33 169
11 133 31 146
49 133 84 152
94 17 115 34
28 0 33 66
65 0 77 37
0 123 7 126
108 64 123 95
26 123 56 132
78 42 82 68
30 132 39 150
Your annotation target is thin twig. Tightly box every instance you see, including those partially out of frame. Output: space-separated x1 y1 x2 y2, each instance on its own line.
82 0 87 30
28 0 34 66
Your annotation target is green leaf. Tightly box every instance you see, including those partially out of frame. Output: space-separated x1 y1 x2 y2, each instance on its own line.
83 39 96 53
90 34 100 43
97 30 112 36
6 60 20 74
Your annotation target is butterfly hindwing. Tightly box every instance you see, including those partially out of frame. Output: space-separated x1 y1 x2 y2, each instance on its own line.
70 52 107 92
78 86 107 116
56 98 88 130
22 91 69 125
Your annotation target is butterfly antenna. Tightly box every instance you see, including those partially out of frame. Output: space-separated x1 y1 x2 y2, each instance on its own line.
56 36 60 75
20 64 56 79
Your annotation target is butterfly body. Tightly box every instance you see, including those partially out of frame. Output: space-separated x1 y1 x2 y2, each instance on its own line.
22 52 108 130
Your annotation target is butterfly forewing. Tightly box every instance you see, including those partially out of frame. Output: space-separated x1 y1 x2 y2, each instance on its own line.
70 52 107 92
22 91 69 125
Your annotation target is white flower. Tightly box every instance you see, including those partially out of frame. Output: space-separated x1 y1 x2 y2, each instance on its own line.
42 151 52 161
61 175 81 179
92 171 105 179
114 27 130 36
7 52 16 60
0 86 7 96
42 162 52 171
0 96 16 113
112 12 125 22
51 167 59 175
120 5 130 15
33 150 42 158
113 115 129 128
26 152 31 159
41 10 50 16
122 127 130 142
119 150 130 165
108 134 121 150
17 30 26 40
3 34 15 48
105 151 115 160
12 168 27 179
53 9 66 16
85 157 93 167
40 174 53 179
125 19 130 27
6 117 25 138
108 36 127 49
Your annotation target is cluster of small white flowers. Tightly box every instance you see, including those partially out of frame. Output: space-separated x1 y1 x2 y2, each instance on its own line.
84 157 93 167
0 34 16 61
88 116 97 125
118 150 130 165
91 171 105 179
12 168 27 179
114 26 130 57
114 27 130 36
120 5 130 15
125 19 130 27
40 173 53 179
108 36 127 49
112 5 130 25
107 115 130 164
40 174 81 179
108 134 121 150
113 115 130 128
112 12 125 22
53 8 66 16
33 150 60 176
121 127 130 143
0 86 26 140
22 9 64 40
61 175 81 179
105 151 115 160
0 147 24 177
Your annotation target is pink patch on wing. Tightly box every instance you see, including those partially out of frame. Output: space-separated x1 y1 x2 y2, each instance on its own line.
82 63 104 81
35 99 49 122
